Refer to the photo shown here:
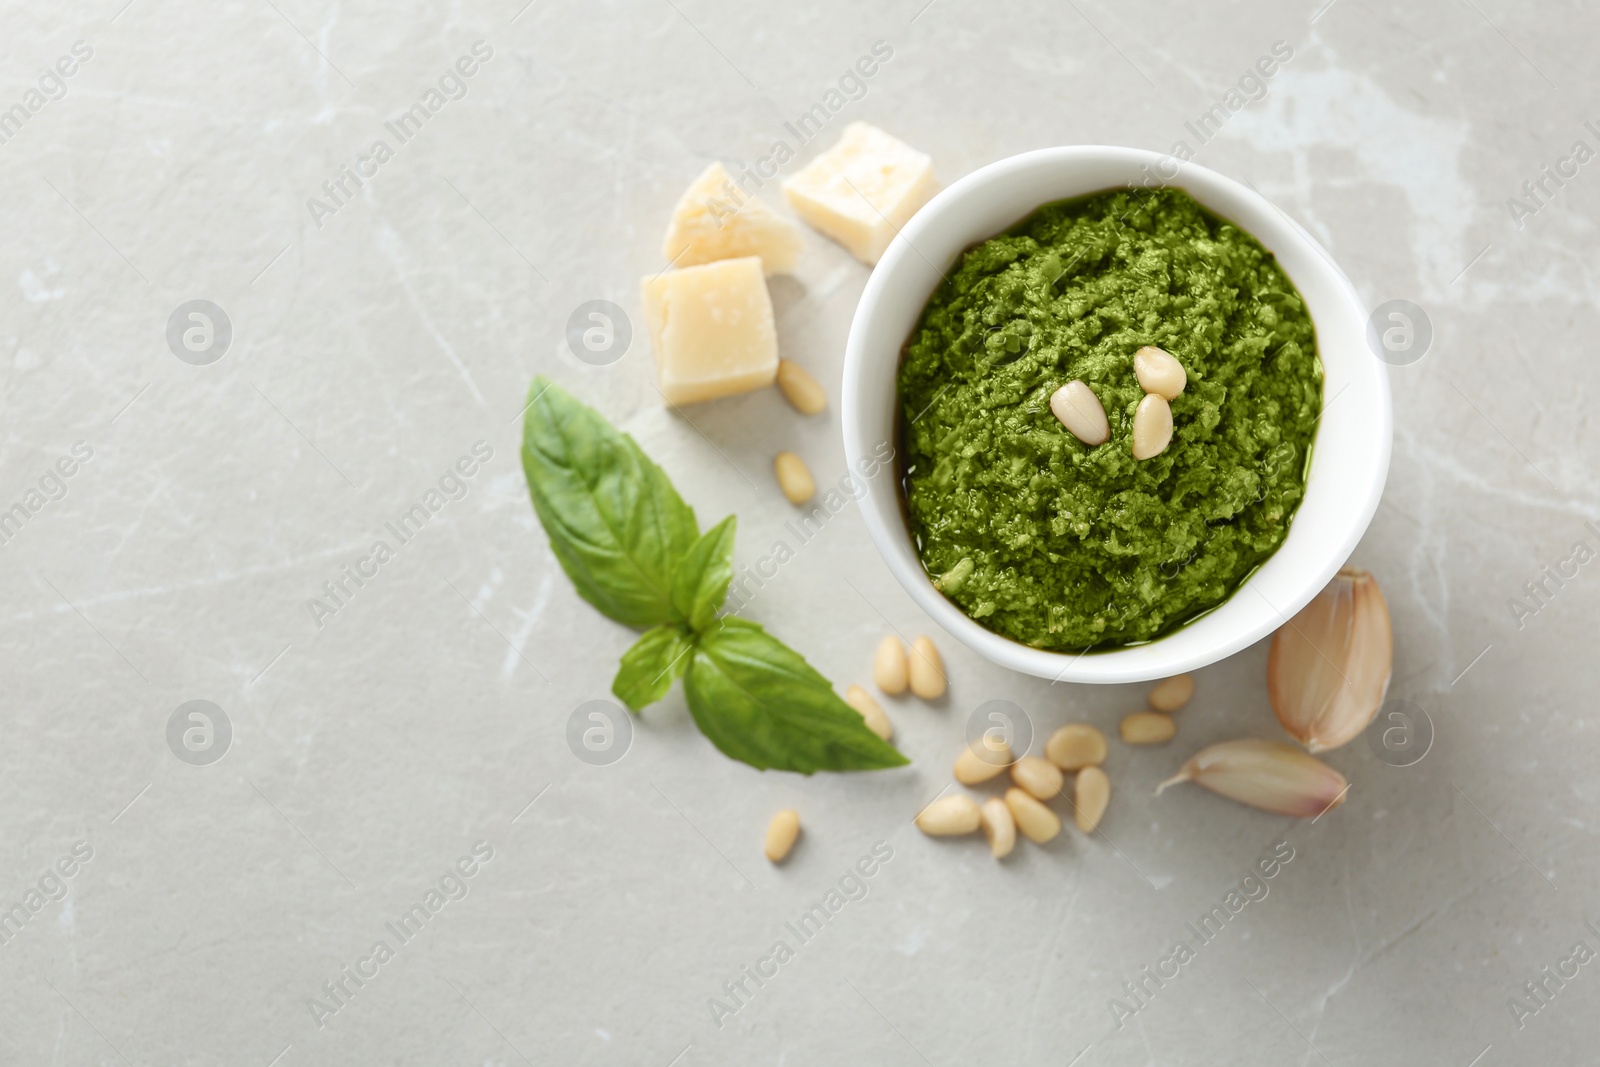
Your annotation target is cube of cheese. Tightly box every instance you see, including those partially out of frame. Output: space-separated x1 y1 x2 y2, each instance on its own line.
662 162 802 275
641 257 778 406
782 122 939 265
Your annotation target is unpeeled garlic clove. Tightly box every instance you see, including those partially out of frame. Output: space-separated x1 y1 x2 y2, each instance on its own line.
1157 739 1348 818
1267 567 1392 752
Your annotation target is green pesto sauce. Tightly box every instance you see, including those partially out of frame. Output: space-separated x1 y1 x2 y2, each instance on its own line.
898 188 1322 650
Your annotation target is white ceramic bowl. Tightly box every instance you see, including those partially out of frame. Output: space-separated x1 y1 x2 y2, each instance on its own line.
842 146 1391 684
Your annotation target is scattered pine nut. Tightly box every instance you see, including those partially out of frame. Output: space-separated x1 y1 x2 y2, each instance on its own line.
773 451 815 504
980 797 1016 859
1045 724 1107 771
1049 380 1110 446
916 794 981 836
1133 346 1186 400
765 809 800 862
775 359 828 415
1131 394 1173 460
844 685 893 741
954 735 1012 785
1149 674 1195 713
1011 755 1065 801
1004 788 1061 844
1121 711 1176 744
1075 766 1110 833
873 635 909 695
909 635 946 699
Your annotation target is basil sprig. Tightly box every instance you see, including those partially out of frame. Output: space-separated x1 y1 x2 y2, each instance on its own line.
521 377 908 774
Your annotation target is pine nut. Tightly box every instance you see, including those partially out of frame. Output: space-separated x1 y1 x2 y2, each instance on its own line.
916 794 981 836
1149 674 1195 713
1121 711 1176 744
774 451 815 504
845 685 893 741
1074 766 1110 833
1004 787 1061 844
1134 346 1186 400
873 635 909 695
908 635 947 699
776 359 827 415
954 734 1012 784
1045 724 1107 771
980 797 1016 859
1049 380 1110 446
1131 394 1172 460
764 809 800 862
1011 755 1064 801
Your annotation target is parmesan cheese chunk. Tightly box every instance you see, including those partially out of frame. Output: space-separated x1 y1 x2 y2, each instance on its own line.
641 257 778 406
782 122 938 265
661 162 802 275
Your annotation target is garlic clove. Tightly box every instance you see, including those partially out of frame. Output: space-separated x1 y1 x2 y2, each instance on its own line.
1267 567 1393 752
1157 739 1348 818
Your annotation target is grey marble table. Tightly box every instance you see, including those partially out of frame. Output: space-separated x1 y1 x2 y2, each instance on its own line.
1 1 1594 1064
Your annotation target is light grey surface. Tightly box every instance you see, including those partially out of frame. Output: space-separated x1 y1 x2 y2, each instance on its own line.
1 1 1594 1064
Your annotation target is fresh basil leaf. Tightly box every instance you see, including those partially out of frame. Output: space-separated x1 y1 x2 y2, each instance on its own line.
521 377 700 629
683 618 909 773
612 625 696 711
670 515 736 632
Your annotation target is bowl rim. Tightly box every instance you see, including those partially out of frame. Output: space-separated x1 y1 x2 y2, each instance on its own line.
841 145 1392 684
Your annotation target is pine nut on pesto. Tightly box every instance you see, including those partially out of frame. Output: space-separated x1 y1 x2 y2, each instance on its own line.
897 188 1322 650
